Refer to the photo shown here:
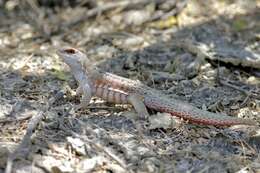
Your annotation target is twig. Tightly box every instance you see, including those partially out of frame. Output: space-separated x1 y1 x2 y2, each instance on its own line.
19 0 52 39
64 0 166 29
148 0 188 21
5 110 45 173
71 130 129 171
219 79 260 107
219 79 249 96
5 92 62 173
0 114 33 123
63 120 130 172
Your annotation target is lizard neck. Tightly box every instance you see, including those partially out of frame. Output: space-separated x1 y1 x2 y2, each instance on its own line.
71 67 93 87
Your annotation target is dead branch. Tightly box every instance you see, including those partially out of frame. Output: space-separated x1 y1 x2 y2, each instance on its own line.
5 92 63 173
64 0 166 29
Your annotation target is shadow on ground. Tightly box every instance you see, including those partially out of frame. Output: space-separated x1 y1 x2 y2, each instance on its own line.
0 3 259 173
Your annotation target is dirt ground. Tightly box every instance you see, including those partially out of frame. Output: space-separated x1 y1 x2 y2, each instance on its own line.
0 0 259 173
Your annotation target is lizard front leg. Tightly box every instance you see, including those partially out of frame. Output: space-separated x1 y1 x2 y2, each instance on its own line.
78 83 92 109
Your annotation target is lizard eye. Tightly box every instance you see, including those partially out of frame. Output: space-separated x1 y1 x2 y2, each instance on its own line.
64 48 76 54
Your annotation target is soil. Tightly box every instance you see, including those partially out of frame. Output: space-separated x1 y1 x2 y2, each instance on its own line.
0 0 259 173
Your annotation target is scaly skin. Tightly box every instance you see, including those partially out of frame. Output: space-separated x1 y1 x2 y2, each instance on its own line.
93 72 256 126
57 47 256 126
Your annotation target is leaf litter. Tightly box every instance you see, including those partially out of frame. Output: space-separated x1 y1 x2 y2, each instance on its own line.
0 0 259 173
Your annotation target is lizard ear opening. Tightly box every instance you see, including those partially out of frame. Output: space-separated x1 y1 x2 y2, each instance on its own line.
64 48 76 54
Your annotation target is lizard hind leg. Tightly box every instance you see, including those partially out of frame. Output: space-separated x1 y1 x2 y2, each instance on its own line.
127 94 149 120
127 94 151 140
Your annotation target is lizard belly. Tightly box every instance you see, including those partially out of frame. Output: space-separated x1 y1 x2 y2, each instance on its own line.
93 83 129 104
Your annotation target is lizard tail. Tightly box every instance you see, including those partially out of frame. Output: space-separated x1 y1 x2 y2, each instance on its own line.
144 97 256 126
167 108 256 126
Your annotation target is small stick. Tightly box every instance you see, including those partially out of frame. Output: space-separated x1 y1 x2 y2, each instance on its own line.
0 114 33 123
5 92 62 173
218 78 260 107
64 120 130 172
219 79 249 96
64 0 166 28
71 131 129 171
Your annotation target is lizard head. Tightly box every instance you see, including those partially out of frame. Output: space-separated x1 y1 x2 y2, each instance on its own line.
57 47 87 69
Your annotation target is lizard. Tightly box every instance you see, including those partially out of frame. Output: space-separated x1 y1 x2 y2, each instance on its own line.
57 47 256 126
